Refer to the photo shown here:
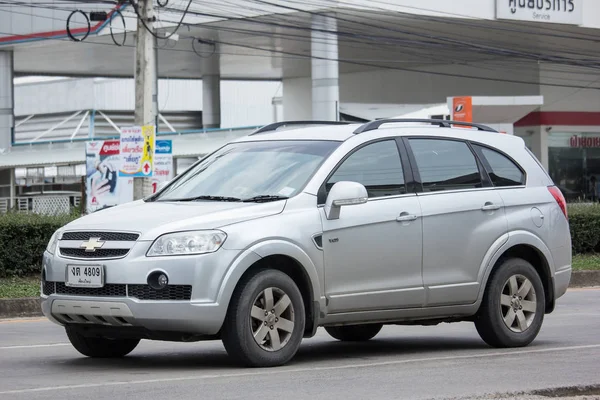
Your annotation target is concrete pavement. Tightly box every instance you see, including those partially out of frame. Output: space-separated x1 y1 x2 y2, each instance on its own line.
0 288 598 400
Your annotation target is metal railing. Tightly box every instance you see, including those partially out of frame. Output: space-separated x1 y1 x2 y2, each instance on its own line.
0 195 81 215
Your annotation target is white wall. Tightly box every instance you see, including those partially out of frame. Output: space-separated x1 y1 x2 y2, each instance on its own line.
282 78 312 120
15 78 280 128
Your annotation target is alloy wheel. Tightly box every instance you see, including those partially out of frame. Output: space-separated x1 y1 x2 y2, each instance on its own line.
500 274 537 333
250 287 295 351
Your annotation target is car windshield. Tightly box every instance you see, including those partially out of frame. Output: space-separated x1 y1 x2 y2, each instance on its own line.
154 140 341 202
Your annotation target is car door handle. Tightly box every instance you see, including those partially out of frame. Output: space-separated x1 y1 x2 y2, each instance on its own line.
397 213 418 222
481 202 501 211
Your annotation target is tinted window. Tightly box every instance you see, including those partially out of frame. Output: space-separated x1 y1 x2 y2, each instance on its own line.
476 145 525 187
326 140 405 198
409 139 482 192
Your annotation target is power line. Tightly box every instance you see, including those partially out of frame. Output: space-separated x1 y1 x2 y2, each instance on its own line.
3 0 600 89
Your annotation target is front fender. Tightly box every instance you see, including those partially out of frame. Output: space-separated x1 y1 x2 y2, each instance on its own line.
476 230 555 304
215 240 323 313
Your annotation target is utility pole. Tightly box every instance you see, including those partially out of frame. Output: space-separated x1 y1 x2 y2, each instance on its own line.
133 0 157 200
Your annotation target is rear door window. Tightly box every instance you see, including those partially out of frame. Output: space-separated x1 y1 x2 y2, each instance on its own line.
408 138 483 192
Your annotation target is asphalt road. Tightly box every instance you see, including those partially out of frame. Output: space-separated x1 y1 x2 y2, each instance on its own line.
0 288 598 400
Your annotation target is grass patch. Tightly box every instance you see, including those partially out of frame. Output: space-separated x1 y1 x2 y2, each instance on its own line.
0 276 40 299
572 254 600 271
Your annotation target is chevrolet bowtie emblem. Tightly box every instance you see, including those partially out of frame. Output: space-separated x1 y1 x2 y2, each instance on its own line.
80 237 105 252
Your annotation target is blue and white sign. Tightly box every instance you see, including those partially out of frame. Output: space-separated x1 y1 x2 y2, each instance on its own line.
152 140 174 193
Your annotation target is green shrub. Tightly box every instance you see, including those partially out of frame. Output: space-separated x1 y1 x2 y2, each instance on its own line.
567 203 600 254
0 212 79 278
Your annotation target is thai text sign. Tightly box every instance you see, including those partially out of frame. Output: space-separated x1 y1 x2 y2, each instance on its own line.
496 0 582 25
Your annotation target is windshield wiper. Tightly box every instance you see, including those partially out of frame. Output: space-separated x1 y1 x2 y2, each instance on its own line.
170 195 242 202
242 195 289 203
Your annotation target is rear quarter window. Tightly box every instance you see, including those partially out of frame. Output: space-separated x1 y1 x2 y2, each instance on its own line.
474 144 525 187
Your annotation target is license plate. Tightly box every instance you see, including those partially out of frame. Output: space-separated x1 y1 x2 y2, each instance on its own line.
65 265 104 288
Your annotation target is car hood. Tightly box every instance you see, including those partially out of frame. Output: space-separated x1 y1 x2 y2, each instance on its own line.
63 199 286 240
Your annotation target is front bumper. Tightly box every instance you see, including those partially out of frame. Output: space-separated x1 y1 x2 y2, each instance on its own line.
41 242 241 336
41 296 225 335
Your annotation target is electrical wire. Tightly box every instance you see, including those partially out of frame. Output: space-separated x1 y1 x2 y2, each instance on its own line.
191 37 216 58
110 8 127 46
66 10 90 42
157 0 169 7
7 0 600 68
128 0 192 40
4 0 600 89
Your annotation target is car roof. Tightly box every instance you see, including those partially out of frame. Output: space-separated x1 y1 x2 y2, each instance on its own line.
233 121 525 150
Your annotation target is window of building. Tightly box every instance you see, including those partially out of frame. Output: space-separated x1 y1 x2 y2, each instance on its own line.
547 132 600 202
409 138 482 192
474 145 525 187
326 140 405 198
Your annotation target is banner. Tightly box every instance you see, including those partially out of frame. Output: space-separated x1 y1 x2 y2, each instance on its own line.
452 96 473 123
152 139 174 193
85 140 133 213
119 125 155 177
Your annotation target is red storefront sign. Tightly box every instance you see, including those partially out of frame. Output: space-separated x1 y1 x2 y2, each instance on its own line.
570 136 600 148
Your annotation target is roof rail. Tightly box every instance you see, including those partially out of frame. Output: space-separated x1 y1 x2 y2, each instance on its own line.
249 120 351 135
353 119 497 134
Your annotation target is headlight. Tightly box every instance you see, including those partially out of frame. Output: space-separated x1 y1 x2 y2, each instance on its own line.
46 230 61 255
146 230 227 257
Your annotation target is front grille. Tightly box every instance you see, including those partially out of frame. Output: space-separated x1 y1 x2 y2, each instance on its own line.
62 232 139 241
42 281 55 296
46 282 191 301
59 248 130 258
55 282 127 297
129 285 192 301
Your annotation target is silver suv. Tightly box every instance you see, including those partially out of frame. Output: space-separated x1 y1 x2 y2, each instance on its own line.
41 119 572 367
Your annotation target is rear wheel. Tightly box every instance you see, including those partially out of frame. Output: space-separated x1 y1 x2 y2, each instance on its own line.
475 258 545 348
325 324 383 342
221 269 305 367
66 327 140 358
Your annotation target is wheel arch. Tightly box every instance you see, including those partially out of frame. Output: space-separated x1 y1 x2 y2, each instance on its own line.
478 231 556 314
216 240 323 337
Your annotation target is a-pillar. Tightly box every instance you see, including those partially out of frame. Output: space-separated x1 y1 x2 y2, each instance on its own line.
311 14 339 121
0 51 13 153
200 42 221 129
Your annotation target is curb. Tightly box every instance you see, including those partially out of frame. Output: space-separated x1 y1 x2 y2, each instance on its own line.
0 297 42 319
1 271 600 320
568 270 600 288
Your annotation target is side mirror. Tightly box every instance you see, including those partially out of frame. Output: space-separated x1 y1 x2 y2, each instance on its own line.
324 181 368 220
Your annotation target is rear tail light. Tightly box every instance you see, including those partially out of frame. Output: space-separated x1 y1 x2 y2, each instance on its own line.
548 186 568 219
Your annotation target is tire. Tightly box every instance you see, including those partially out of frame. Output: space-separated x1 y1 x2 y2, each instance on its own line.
221 269 306 367
475 257 546 348
66 327 140 358
325 324 383 342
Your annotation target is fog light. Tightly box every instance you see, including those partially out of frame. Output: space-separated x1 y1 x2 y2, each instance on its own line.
148 271 169 290
157 274 168 288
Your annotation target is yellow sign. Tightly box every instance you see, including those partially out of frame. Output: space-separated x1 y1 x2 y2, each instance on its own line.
140 125 155 176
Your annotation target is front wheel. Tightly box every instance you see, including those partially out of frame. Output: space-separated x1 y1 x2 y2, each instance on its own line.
66 327 140 358
475 258 545 348
221 269 306 367
325 324 383 342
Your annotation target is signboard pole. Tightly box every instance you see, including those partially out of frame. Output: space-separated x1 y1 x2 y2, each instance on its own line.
132 0 157 200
